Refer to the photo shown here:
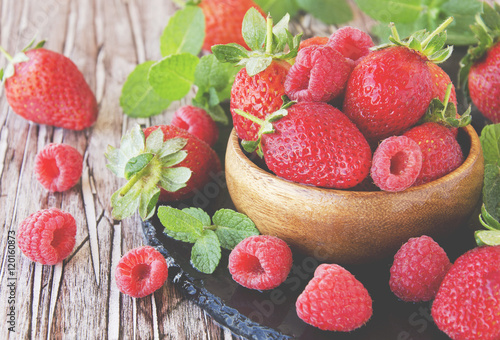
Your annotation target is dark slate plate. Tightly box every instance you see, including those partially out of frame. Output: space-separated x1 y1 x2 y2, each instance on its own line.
142 47 487 340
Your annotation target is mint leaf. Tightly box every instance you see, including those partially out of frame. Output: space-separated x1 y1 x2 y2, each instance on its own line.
158 205 204 242
191 230 221 274
254 0 300 23
148 53 199 101
120 61 171 118
194 54 233 92
160 5 205 57
480 124 500 166
212 209 259 249
182 207 212 227
296 0 353 24
242 7 267 51
354 0 423 23
483 164 500 219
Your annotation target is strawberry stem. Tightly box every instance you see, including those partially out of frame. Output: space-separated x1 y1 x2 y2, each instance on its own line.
234 109 265 126
442 83 452 109
119 163 150 197
265 14 273 54
0 45 13 62
421 16 454 47
389 23 401 43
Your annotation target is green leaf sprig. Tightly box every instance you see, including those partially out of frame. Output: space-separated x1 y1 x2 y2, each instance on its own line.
476 123 500 246
421 83 472 128
356 0 484 46
158 206 260 274
119 5 237 123
105 125 192 221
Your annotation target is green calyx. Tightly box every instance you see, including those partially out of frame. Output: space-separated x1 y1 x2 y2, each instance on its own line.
212 8 301 76
237 97 295 157
377 17 454 64
420 83 472 128
0 38 45 84
459 2 500 91
477 204 500 246
105 125 192 221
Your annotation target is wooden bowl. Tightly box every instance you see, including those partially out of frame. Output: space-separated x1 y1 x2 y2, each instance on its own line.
225 125 484 265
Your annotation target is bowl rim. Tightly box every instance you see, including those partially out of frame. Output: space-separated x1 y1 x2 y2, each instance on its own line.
228 124 483 197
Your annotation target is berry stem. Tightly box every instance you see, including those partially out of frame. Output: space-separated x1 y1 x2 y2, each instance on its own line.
421 16 454 47
389 23 401 43
234 109 265 126
442 83 452 109
265 14 273 54
119 161 151 197
0 45 13 62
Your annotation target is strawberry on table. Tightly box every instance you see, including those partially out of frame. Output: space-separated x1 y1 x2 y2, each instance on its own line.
105 124 221 221
459 3 500 123
343 18 455 144
0 40 98 130
212 9 301 142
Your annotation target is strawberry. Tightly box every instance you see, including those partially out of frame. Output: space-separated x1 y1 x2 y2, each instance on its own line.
237 102 372 189
428 62 457 107
105 124 221 220
459 3 500 123
403 122 464 186
197 0 265 52
0 40 98 130
343 19 454 143
212 9 301 141
431 245 500 340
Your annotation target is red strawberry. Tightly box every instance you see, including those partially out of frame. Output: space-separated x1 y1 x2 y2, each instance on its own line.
198 0 265 52
431 245 500 340
343 20 454 143
403 122 463 186
105 124 221 220
428 62 457 106
230 60 291 141
459 3 500 123
212 9 301 142
239 102 372 189
171 105 219 147
1 41 98 130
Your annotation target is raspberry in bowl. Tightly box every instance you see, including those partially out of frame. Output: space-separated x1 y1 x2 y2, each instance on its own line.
224 124 484 265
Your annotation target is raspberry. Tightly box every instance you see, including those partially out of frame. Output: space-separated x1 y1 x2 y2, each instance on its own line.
431 245 500 340
284 45 353 103
298 36 328 50
296 264 372 332
171 105 219 147
34 143 83 192
115 246 169 298
370 136 422 192
228 235 292 290
327 26 374 64
17 208 77 265
389 235 452 302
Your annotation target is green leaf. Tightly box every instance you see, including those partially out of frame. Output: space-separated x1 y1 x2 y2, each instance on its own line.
254 0 300 22
212 209 259 249
479 204 500 231
482 163 500 220
158 205 204 240
272 14 290 53
206 105 229 125
182 207 212 227
157 137 188 159
245 56 272 76
475 230 500 246
211 43 250 63
480 124 500 166
241 139 261 153
191 230 221 274
120 61 171 118
110 187 140 220
124 153 154 180
160 5 205 57
297 0 353 24
242 8 267 51
138 187 160 220
158 167 192 192
144 128 165 154
354 0 423 23
148 53 199 101
105 125 146 178
194 54 233 92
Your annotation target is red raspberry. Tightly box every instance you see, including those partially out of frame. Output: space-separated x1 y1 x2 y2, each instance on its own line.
431 245 500 340
115 246 169 298
296 264 372 332
284 45 353 103
327 26 374 64
370 135 423 192
298 36 328 50
171 105 219 147
17 208 77 265
34 143 83 192
389 235 452 302
228 235 292 290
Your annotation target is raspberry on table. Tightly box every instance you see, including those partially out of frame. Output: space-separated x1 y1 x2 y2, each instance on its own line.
34 143 83 192
298 36 328 50
115 246 169 298
296 263 372 332
370 135 423 192
327 26 374 64
228 235 293 290
284 44 353 103
171 105 219 147
17 208 77 265
389 235 452 302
